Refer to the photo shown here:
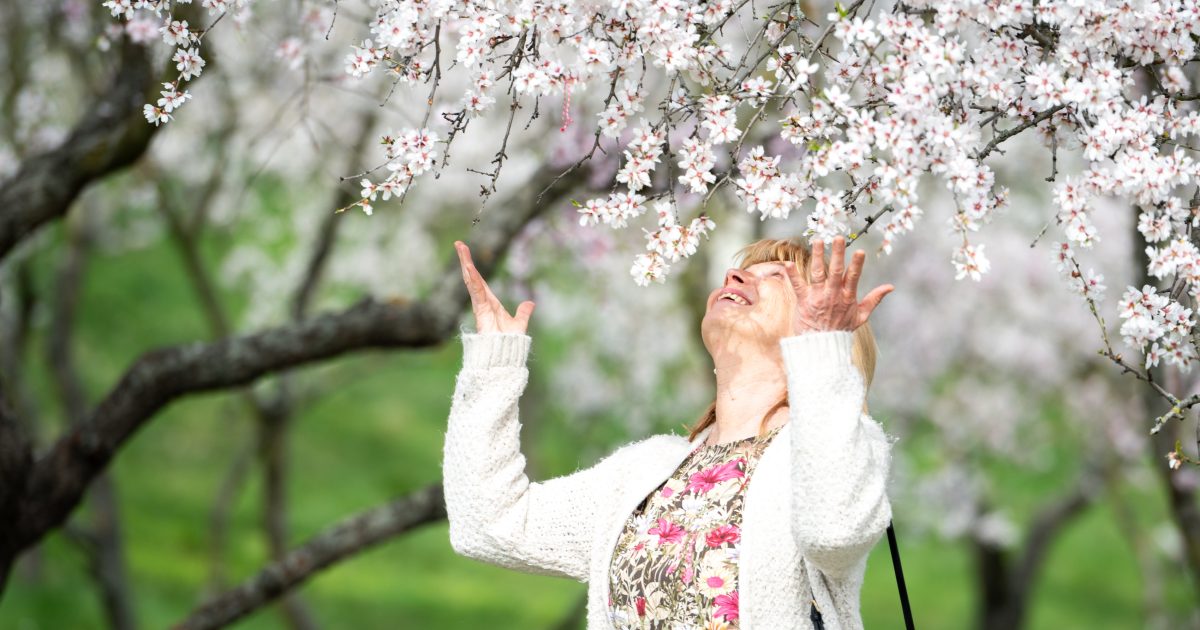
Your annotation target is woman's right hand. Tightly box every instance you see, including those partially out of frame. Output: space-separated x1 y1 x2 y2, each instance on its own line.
455 240 535 334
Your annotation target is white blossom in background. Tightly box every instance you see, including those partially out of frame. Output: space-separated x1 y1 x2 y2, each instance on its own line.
505 208 711 444
357 128 441 215
99 1 1199 281
867 159 1164 545
96 0 1200 463
274 36 305 70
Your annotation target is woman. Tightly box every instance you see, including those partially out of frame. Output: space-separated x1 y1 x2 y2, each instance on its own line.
444 234 895 629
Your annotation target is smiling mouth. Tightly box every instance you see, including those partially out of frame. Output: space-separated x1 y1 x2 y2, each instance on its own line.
718 294 751 306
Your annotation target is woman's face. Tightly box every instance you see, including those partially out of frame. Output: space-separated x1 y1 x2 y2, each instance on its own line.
701 261 800 354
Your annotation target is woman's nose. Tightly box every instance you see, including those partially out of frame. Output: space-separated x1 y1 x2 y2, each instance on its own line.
724 268 746 286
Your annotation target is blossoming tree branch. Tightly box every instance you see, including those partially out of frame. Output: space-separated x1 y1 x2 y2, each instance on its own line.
104 0 1200 469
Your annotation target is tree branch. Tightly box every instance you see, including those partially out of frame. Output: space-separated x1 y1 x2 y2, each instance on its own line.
973 467 1099 630
974 104 1066 161
3 165 583 574
174 483 446 630
45 208 139 630
0 2 207 263
0 39 159 262
0 397 31 592
1011 468 1100 593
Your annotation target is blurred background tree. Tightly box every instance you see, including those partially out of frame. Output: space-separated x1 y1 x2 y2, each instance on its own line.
1 1 1198 629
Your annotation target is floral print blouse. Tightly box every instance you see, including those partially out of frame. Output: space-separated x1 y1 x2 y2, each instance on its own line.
607 425 784 629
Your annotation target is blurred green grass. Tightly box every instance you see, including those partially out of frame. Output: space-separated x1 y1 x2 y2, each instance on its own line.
1 222 1190 629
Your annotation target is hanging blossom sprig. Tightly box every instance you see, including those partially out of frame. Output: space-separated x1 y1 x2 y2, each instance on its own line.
101 0 249 126
350 128 440 216
106 0 1200 465
106 0 1200 294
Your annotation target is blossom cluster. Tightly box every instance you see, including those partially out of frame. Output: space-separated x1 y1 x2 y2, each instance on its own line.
103 0 1200 459
101 0 252 125
114 1 1200 293
676 138 716 194
1117 284 1198 372
631 201 716 286
356 129 441 215
1050 241 1108 305
615 126 666 192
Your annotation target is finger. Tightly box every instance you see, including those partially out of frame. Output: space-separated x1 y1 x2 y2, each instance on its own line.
455 241 469 283
459 241 502 310
843 249 866 303
783 260 805 297
828 235 846 288
856 284 894 325
475 264 504 311
456 242 483 306
809 238 826 284
514 300 535 330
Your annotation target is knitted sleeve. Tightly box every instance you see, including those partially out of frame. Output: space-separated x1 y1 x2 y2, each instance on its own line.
779 330 893 580
442 330 632 582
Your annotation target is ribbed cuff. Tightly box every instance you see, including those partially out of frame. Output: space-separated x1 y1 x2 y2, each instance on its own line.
461 332 532 368
779 330 855 374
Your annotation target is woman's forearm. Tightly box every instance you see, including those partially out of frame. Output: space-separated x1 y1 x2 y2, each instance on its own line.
442 331 621 581
779 329 894 580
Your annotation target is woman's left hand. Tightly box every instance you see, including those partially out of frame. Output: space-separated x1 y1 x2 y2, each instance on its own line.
783 235 894 335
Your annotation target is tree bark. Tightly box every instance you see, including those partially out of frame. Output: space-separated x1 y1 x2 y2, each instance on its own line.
0 1 207 264
974 473 1097 630
173 484 446 630
0 39 157 262
1141 204 1200 607
46 211 139 630
0 165 583 589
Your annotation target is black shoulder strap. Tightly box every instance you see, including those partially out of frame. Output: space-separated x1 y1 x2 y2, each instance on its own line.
887 520 916 629
806 520 915 630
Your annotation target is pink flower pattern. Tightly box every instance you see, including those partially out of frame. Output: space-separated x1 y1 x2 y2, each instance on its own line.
685 459 745 494
648 518 686 545
705 524 740 548
607 425 782 628
714 590 739 621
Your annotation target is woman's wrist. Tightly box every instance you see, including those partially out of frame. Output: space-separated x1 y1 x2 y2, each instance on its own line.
462 331 532 368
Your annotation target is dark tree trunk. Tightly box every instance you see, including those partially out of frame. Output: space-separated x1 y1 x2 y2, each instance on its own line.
971 477 1096 630
1141 209 1200 608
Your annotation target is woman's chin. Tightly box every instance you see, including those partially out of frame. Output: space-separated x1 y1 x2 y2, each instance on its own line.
701 308 733 328
701 312 747 341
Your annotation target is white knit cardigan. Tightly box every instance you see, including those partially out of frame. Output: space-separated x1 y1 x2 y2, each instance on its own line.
442 329 894 629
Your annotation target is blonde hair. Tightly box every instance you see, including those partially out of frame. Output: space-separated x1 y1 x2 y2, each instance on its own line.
686 236 878 442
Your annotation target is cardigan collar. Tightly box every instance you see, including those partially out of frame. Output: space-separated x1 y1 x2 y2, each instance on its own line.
592 420 796 628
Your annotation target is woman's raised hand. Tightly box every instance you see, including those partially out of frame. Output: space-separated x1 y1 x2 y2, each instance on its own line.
782 235 894 335
455 240 535 334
